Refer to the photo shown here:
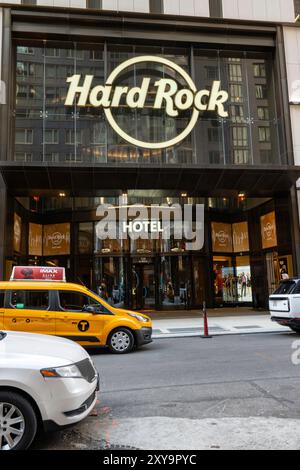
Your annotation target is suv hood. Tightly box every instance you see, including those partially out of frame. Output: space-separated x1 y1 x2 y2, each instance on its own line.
0 330 89 367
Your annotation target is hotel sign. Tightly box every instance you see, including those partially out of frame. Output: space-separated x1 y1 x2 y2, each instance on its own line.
65 56 229 149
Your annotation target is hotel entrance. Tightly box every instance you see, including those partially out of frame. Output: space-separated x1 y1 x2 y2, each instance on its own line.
7 193 297 313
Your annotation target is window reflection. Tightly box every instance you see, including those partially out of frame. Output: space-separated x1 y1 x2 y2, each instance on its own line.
15 43 284 165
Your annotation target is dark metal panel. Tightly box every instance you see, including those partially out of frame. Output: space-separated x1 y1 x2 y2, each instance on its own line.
1 164 300 197
9 7 276 48
12 21 275 48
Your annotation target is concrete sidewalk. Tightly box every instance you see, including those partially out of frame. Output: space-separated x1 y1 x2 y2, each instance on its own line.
151 312 290 338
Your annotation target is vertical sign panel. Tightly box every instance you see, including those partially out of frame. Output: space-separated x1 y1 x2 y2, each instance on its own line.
261 211 278 249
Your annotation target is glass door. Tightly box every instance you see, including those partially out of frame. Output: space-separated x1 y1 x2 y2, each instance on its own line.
132 262 156 310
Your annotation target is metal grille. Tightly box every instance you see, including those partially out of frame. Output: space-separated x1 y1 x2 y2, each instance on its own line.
76 358 97 383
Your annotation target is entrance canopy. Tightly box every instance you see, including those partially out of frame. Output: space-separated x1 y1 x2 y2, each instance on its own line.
1 163 300 198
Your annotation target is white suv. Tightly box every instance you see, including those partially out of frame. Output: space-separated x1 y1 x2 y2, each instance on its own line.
269 278 300 333
0 330 99 450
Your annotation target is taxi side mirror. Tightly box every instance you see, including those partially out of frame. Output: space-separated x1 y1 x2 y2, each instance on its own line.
83 305 97 314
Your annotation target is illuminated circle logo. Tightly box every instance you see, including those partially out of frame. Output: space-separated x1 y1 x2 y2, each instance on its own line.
78 320 90 332
65 55 229 150
51 232 63 247
265 223 274 240
104 56 199 150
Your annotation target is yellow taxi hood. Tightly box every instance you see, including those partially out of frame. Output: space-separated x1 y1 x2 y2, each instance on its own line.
113 308 151 322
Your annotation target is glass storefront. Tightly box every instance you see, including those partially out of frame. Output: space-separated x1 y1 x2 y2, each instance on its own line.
7 193 295 311
213 255 252 306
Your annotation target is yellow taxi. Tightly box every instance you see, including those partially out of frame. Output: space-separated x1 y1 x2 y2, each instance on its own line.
0 266 153 354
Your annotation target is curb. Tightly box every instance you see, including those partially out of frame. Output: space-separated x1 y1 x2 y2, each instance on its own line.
152 329 291 340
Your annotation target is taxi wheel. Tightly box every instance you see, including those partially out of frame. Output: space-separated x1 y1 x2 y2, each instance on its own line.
108 328 135 354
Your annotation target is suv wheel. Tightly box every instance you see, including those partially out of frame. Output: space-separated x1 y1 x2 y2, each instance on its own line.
0 391 37 450
108 328 135 354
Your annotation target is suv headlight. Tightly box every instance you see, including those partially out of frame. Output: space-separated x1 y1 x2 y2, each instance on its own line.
127 313 149 323
41 364 82 378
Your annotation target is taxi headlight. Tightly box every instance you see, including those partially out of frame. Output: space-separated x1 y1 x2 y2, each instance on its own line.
127 313 149 323
41 364 82 378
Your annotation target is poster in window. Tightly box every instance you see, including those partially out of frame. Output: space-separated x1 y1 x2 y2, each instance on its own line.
233 221 249 253
29 223 43 256
43 223 71 256
261 211 278 249
211 222 233 253
13 213 22 253
78 230 92 254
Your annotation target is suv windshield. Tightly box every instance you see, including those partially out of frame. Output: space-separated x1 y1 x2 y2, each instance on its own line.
273 281 297 295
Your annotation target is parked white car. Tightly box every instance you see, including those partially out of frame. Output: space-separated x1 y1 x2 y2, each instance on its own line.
269 278 300 333
0 330 99 450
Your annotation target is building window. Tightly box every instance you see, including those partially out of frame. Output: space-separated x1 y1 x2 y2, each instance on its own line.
66 153 82 162
89 50 103 61
260 150 272 164
16 62 35 77
44 129 59 144
149 0 164 13
257 107 270 121
233 150 249 165
21 0 37 4
66 130 82 145
15 152 33 162
229 64 242 82
232 127 248 147
230 105 244 123
205 66 219 80
86 0 102 9
209 151 222 164
209 0 223 17
86 0 102 10
17 46 33 55
208 128 222 143
253 63 266 78
295 0 300 19
255 84 268 100
15 129 33 145
230 84 243 103
44 153 59 163
258 127 271 143
43 48 60 58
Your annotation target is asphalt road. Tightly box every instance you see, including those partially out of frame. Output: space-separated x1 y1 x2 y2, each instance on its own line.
34 331 300 450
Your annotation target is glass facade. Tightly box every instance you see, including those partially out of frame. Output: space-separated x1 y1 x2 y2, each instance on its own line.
14 42 286 166
2 18 296 314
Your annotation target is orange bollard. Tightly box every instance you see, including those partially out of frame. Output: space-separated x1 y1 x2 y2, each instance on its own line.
202 301 212 339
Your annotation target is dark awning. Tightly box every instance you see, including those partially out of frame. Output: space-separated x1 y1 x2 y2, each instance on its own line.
1 163 300 198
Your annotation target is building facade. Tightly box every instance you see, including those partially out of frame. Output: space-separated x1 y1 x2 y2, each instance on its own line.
0 0 300 311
